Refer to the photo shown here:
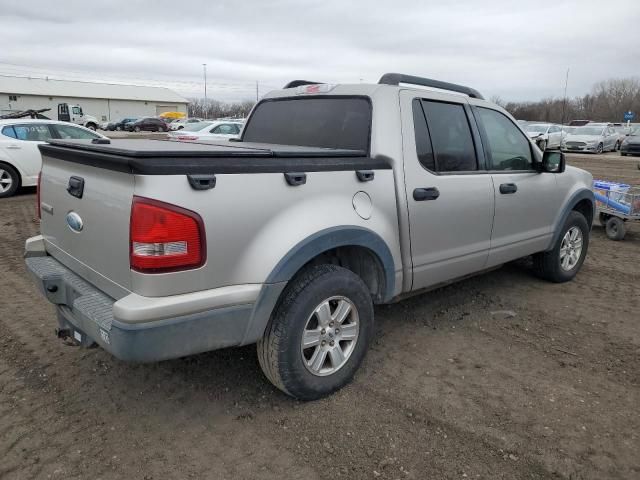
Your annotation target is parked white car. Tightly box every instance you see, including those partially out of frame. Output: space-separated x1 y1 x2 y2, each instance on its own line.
169 118 203 131
524 123 563 150
0 119 107 197
167 121 243 142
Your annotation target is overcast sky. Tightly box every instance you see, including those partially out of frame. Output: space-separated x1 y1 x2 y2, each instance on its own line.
1 0 638 103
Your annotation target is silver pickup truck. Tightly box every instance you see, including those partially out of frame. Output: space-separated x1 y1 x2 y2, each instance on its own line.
25 74 594 400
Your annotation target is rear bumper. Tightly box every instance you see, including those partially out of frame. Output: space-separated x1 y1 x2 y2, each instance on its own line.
25 253 257 362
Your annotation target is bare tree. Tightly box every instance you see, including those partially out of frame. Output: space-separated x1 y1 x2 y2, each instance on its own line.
503 77 640 123
187 98 255 119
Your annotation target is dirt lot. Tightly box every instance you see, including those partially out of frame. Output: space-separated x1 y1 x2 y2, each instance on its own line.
1 153 638 480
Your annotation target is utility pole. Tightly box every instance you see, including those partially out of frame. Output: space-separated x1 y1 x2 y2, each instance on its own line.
203 63 207 119
256 81 259 102
561 67 570 126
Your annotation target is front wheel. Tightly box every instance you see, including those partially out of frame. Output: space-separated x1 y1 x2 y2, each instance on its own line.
134 126 141 132
257 264 374 400
596 143 604 154
538 140 547 151
533 210 589 283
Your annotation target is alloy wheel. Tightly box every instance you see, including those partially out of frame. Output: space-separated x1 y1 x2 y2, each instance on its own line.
559 226 583 271
301 296 359 376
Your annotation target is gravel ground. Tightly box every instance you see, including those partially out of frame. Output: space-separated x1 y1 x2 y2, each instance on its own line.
0 152 638 480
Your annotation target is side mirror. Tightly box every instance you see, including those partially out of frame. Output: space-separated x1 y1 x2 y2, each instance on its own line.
541 150 565 173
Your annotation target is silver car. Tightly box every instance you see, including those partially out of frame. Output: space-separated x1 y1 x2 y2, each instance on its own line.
524 123 563 150
562 124 619 153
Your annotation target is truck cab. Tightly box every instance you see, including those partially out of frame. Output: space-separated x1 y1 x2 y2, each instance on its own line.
57 103 99 131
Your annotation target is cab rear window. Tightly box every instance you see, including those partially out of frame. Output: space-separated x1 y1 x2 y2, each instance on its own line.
242 97 371 152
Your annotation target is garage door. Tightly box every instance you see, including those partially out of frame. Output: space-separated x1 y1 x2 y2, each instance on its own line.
156 105 178 115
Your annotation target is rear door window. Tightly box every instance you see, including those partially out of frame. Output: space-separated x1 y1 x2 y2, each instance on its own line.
10 124 54 141
242 97 371 151
419 100 478 172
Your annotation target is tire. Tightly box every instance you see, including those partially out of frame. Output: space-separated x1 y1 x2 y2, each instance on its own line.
538 140 547 151
605 216 625 241
620 152 627 156
615 141 621 151
0 163 20 198
596 143 603 154
533 210 589 283
257 264 374 400
86 123 97 131
134 126 141 132
116 126 122 131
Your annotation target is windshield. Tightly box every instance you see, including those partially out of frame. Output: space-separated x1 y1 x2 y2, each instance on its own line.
571 126 604 136
525 124 548 133
182 122 213 131
242 97 371 151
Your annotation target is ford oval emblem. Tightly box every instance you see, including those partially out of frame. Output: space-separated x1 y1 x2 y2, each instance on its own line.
66 212 84 232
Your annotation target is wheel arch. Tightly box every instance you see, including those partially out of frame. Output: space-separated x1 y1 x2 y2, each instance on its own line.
547 189 594 251
240 226 396 345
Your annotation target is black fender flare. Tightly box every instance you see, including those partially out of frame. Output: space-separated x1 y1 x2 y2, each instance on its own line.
547 188 594 250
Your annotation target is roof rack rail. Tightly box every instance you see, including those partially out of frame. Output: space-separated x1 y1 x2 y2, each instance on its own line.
378 73 484 100
283 80 324 89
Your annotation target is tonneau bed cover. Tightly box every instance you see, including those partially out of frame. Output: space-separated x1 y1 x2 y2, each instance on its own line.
39 139 390 174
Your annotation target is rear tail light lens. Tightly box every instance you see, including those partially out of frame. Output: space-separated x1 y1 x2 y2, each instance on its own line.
130 196 206 273
36 171 42 220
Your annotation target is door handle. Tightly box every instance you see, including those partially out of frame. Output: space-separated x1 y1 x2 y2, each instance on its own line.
413 187 440 201
499 183 517 194
6 144 21 149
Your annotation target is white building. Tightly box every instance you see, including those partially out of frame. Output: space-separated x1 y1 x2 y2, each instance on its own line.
0 75 189 122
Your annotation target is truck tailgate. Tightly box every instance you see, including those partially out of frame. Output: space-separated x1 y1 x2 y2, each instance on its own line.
39 156 134 299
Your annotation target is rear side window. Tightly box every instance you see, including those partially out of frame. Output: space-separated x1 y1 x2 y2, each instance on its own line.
419 100 477 172
476 108 532 171
1 126 17 138
242 97 371 151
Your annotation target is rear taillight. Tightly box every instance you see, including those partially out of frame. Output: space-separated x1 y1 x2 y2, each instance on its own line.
36 171 42 220
130 196 206 273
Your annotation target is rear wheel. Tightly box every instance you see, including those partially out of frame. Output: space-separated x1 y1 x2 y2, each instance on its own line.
533 210 589 282
0 164 20 198
605 216 625 241
258 264 374 400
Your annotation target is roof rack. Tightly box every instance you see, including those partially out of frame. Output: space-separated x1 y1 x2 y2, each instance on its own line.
378 73 484 100
283 80 323 89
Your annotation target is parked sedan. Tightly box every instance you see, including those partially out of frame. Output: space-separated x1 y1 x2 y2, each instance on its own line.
105 117 139 131
620 126 640 156
126 117 169 132
0 119 107 198
524 123 562 150
167 121 243 142
169 118 204 131
561 124 619 153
